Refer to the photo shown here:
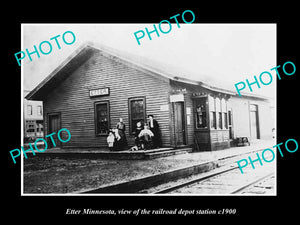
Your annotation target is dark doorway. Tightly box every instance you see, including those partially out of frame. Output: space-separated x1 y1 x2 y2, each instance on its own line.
48 113 61 148
228 109 234 139
249 104 260 139
174 102 186 146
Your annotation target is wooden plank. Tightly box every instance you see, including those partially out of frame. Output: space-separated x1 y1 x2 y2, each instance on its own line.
44 52 172 148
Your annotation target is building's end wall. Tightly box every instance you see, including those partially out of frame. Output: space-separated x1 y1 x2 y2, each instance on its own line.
229 96 274 141
43 51 171 148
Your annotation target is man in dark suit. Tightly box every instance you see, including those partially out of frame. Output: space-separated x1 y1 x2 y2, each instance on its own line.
148 115 161 148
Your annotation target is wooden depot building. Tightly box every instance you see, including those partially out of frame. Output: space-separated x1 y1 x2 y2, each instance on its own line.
26 43 274 151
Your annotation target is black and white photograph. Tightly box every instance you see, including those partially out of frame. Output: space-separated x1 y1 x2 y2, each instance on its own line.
21 23 276 195
4 6 299 220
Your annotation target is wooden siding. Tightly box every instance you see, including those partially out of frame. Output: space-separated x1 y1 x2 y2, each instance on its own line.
40 49 273 151
210 130 230 150
194 131 211 151
169 80 232 151
229 97 273 140
43 51 171 148
184 91 195 146
169 81 205 148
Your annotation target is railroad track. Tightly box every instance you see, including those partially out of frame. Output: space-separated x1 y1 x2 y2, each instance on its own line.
230 172 275 194
79 148 275 194
148 162 275 194
153 165 239 194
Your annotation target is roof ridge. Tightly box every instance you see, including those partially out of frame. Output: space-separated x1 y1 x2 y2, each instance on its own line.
26 42 269 101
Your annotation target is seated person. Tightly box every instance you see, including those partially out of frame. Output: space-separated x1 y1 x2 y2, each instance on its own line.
138 124 154 150
134 121 143 149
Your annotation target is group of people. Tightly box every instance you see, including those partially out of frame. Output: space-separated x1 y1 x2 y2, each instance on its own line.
107 115 161 151
106 118 128 151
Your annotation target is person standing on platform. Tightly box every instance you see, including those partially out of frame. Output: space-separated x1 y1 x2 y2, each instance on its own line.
148 115 161 148
116 118 128 150
107 130 115 151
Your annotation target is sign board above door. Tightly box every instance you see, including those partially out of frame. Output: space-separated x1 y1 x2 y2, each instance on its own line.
170 94 184 102
89 87 109 97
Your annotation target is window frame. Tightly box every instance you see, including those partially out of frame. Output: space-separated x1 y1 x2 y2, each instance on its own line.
218 112 223 129
194 97 208 130
128 96 146 135
37 105 42 116
223 112 228 129
94 101 110 136
27 105 32 115
209 96 229 130
216 98 223 129
210 111 217 129
209 96 217 129
221 98 228 130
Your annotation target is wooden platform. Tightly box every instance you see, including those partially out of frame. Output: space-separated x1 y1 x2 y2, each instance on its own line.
28 147 193 160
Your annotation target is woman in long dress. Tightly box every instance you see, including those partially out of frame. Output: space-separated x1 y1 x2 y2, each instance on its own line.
116 118 128 150
148 115 161 148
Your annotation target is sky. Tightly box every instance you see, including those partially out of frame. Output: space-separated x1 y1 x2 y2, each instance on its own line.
22 23 276 98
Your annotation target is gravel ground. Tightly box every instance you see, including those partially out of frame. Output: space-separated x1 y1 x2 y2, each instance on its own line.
23 153 207 194
23 140 275 194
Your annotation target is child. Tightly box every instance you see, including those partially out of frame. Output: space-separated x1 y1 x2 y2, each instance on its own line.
107 130 115 151
134 121 143 149
138 125 154 150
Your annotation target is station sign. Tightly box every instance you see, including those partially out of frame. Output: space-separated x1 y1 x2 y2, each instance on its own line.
89 87 109 97
170 94 184 102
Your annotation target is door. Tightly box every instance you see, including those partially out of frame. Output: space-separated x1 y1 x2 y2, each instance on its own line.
48 113 61 147
174 102 186 146
249 105 260 139
228 109 234 139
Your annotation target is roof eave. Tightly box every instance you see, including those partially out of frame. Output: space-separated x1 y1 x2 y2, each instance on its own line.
26 44 98 101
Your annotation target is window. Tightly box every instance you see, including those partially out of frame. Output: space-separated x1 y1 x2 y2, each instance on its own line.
222 99 228 129
218 112 223 129
37 105 42 116
27 105 32 115
210 97 228 129
129 97 146 134
228 110 232 126
36 120 43 133
216 98 222 129
223 112 228 129
209 111 215 129
95 101 110 135
26 120 35 133
210 112 216 129
209 96 216 129
194 97 207 128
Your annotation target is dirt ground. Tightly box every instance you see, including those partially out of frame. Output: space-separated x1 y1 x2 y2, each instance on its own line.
23 153 205 194
23 140 274 194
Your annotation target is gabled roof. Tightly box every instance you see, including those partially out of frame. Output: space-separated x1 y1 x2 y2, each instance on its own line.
26 42 269 101
26 44 98 100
